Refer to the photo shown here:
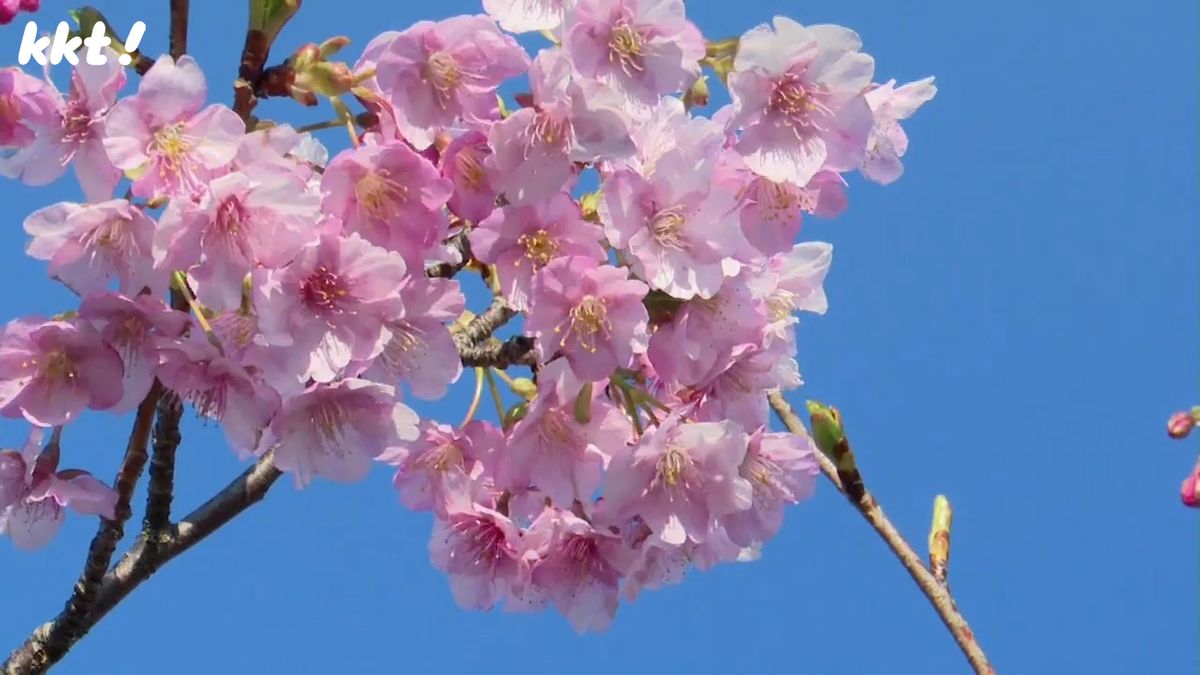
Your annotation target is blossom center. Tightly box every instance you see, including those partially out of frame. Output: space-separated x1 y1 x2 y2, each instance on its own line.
299 265 349 315
529 111 571 151
742 453 792 502
453 515 509 566
517 229 559 267
650 208 687 249
567 296 610 352
354 172 409 221
426 52 463 95
419 440 464 472
0 96 18 126
39 350 78 385
309 399 350 452
540 409 580 446
769 74 832 130
657 447 692 488
151 123 193 167
608 21 646 75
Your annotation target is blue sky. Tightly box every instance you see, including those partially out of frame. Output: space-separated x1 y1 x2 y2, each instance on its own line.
0 1 1196 673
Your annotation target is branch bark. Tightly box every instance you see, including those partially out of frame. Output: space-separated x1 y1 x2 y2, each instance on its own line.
143 392 182 540
2 386 164 675
767 392 994 675
3 453 282 675
168 0 189 60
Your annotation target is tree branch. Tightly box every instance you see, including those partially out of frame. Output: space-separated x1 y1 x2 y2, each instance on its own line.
3 386 164 675
143 391 182 540
767 392 994 675
453 296 517 347
168 0 189 60
459 336 537 368
3 453 282 675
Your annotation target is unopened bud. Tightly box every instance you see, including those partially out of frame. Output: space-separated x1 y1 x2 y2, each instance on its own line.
296 61 355 98
1168 408 1200 439
318 36 351 60
1181 464 1200 508
502 401 528 430
250 0 302 43
290 43 320 73
928 495 952 584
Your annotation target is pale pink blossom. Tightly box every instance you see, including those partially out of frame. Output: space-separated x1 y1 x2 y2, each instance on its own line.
259 379 419 487
0 52 125 201
253 234 408 383
526 508 633 632
0 67 54 147
429 473 537 611
471 193 606 310
0 317 123 427
78 292 189 413
484 0 571 33
489 49 634 204
351 277 465 400
440 131 498 223
729 19 875 185
603 415 752 545
321 142 453 268
861 77 937 184
689 340 802 429
564 0 703 113
102 55 244 199
375 16 529 149
500 388 630 506
385 420 500 514
601 152 744 299
24 199 163 297
156 168 320 310
155 339 281 457
747 241 833 344
0 428 117 551
526 257 650 380
721 428 819 547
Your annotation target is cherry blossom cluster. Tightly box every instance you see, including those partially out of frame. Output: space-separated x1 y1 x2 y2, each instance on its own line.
0 1 934 631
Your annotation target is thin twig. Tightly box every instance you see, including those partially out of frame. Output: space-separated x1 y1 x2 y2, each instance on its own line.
3 454 282 674
143 391 182 540
3 386 164 674
767 392 994 675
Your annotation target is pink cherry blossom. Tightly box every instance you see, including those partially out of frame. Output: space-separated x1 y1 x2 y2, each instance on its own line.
385 420 500 514
375 16 529 149
721 428 819 547
564 0 703 114
601 151 744 299
24 199 163 297
155 339 281 457
526 256 650 380
78 292 189 413
861 77 937 184
748 241 833 344
500 386 630 506
0 428 117 551
321 142 453 268
253 234 408 383
0 67 53 148
471 193 606 310
603 415 752 545
0 317 123 427
440 131 498 222
429 474 535 611
102 55 244 200
351 277 465 400
483 0 570 33
0 52 126 201
728 19 875 186
689 340 802 429
489 49 634 204
526 508 632 632
259 378 419 487
156 168 320 310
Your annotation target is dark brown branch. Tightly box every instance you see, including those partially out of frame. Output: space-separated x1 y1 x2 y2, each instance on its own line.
3 453 281 675
460 336 537 368
233 29 273 123
768 392 994 675
3 385 164 675
143 391 182 540
168 0 189 60
426 229 473 279
454 296 518 347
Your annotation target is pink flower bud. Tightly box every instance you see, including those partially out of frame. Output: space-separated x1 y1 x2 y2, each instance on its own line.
1168 410 1197 439
1181 467 1200 508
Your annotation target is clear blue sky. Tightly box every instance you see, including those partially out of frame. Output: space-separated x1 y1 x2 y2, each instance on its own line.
0 1 1196 673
